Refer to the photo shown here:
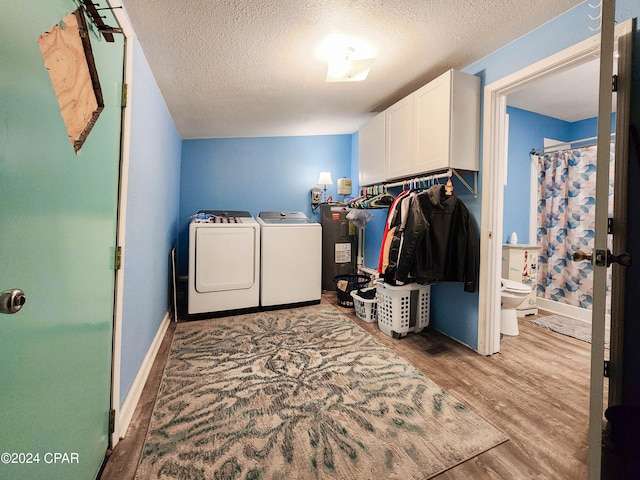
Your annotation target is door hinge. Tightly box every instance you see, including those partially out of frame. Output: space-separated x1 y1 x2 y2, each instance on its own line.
612 75 618 92
114 246 122 270
604 360 610 378
109 409 116 434
608 217 614 235
121 83 128 107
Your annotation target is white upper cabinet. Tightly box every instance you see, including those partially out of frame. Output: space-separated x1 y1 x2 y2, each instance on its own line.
358 111 386 186
358 69 480 187
413 69 480 174
385 94 414 180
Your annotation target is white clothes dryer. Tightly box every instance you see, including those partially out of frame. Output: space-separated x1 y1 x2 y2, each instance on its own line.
188 210 260 315
257 211 321 308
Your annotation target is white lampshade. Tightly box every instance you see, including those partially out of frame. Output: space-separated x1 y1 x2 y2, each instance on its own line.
317 171 333 185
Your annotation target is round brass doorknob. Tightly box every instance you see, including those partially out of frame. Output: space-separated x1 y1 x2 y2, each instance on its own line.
572 249 592 262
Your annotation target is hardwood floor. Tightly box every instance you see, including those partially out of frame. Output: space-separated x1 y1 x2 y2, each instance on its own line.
100 294 605 479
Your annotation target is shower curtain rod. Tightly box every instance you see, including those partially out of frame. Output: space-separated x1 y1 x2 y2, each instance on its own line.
530 133 616 155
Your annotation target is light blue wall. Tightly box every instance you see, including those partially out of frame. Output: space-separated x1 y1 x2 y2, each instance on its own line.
504 107 573 244
571 116 599 139
569 115 615 141
119 39 182 407
465 3 602 87
363 209 387 270
178 135 352 274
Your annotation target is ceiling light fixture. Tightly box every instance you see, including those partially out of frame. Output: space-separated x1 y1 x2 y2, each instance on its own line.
325 46 374 83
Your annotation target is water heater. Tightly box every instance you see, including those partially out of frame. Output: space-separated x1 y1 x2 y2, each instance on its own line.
319 204 357 291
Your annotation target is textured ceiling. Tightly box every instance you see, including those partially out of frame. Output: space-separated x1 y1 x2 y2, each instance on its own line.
119 0 584 139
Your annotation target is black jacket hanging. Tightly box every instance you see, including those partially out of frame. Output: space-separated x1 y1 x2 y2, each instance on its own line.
394 184 478 293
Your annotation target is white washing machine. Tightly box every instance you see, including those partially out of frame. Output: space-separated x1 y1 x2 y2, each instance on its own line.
257 211 322 308
188 210 260 315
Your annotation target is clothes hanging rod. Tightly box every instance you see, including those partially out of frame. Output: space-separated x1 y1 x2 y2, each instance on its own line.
382 170 452 189
530 132 616 155
360 168 477 198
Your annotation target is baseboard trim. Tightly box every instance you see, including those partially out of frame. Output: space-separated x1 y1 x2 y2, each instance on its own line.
537 298 611 330
114 309 171 444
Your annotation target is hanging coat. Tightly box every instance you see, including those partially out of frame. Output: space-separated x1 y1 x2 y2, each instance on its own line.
396 184 478 293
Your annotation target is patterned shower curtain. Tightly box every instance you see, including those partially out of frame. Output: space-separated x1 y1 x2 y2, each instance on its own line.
536 144 614 313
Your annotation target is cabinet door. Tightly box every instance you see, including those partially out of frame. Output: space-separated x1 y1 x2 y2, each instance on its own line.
414 71 451 174
449 70 481 171
358 112 386 186
386 94 414 180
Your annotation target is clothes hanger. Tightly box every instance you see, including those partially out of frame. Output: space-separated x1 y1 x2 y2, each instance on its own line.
445 175 454 196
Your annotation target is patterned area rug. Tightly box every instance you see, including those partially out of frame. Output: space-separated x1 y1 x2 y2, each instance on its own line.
136 305 507 479
530 314 610 348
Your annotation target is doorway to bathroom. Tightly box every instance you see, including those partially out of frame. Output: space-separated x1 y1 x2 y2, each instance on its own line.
507 60 612 322
488 16 631 400
478 19 632 356
479 14 631 479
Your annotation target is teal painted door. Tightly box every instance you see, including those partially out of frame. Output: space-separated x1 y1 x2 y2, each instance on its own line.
0 2 123 479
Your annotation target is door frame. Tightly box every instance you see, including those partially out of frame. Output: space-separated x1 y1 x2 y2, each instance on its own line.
477 13 631 478
106 0 134 448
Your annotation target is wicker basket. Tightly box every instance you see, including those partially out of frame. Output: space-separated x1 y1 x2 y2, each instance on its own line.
333 274 370 307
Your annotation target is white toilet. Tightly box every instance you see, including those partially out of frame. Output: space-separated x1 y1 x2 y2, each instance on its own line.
500 278 532 336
